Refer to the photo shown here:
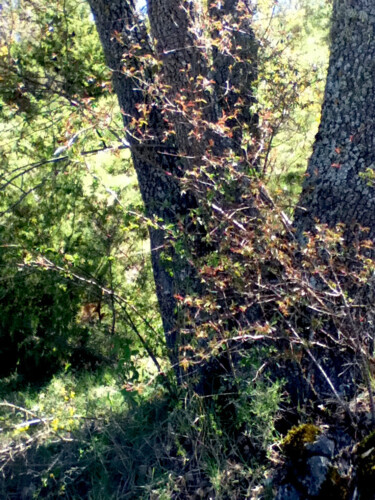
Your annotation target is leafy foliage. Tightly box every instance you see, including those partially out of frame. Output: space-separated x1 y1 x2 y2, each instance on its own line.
0 0 163 385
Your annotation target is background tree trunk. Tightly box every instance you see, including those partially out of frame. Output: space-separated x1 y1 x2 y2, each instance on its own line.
295 0 375 241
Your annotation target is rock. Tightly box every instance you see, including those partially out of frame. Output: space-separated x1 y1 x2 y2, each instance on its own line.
305 435 335 458
275 484 302 500
299 455 331 497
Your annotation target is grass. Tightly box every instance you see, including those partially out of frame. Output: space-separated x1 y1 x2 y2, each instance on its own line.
0 360 284 499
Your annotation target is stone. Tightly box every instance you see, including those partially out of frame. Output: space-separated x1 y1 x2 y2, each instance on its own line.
275 484 302 500
300 455 331 497
305 435 335 459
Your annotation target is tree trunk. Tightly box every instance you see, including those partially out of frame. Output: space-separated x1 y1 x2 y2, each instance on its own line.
148 0 257 162
289 0 375 404
295 0 375 241
87 0 200 379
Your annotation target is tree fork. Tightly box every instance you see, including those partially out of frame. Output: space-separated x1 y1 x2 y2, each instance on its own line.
88 0 259 386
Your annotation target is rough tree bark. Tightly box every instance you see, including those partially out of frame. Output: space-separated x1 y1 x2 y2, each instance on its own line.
295 0 375 240
148 0 257 161
289 0 375 405
87 0 258 382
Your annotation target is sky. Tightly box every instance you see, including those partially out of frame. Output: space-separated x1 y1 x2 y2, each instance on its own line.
135 0 147 15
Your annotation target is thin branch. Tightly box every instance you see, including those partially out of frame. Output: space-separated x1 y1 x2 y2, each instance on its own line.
17 257 163 374
285 321 355 422
0 179 48 216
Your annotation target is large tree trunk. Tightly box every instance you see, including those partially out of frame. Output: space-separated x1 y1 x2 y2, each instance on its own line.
289 0 375 405
87 0 199 379
295 0 375 241
88 0 258 383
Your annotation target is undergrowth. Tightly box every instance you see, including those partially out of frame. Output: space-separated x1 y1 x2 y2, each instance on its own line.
0 364 283 499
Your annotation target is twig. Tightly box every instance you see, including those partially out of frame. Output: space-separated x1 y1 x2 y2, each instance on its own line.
284 322 355 422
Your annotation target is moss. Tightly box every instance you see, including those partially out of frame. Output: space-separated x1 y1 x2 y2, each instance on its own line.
282 424 321 460
356 430 375 499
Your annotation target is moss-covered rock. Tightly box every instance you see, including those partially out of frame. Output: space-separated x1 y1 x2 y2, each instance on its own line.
282 424 321 460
